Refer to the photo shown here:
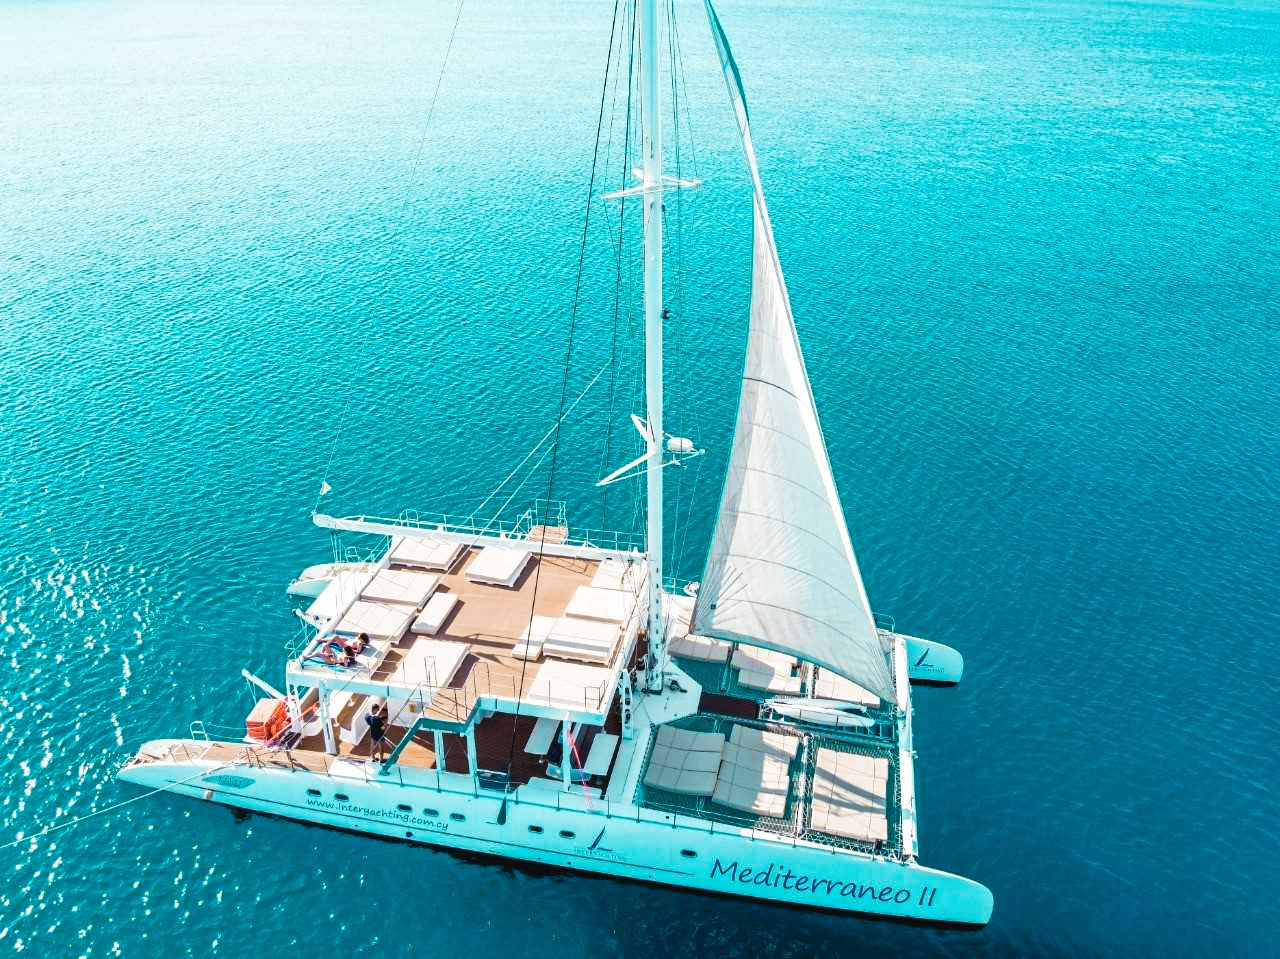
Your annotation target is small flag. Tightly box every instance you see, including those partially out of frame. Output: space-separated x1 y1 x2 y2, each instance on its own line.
318 481 332 497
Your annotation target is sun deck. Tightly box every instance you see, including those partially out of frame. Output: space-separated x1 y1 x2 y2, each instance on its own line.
271 532 644 795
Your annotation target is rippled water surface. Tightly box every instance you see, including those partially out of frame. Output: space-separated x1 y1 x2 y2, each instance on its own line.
2 0 1277 956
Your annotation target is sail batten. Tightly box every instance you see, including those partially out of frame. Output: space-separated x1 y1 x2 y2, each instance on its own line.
693 0 895 700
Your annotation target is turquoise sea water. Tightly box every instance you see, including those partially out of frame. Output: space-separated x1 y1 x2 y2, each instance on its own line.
2 0 1277 955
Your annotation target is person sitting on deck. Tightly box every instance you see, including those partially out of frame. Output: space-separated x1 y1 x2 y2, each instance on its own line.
366 699 390 762
341 636 366 667
302 637 351 667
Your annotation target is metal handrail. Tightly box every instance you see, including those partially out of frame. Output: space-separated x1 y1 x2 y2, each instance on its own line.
333 507 646 554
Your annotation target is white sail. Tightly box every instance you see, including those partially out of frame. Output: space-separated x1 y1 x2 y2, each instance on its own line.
691 1 894 701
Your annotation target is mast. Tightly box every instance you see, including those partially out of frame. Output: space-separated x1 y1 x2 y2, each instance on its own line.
640 0 666 691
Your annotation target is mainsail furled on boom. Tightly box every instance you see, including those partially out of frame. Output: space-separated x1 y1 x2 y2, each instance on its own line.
691 0 894 701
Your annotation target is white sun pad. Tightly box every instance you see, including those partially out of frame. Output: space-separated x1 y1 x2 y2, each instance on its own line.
465 544 533 587
523 716 560 755
732 645 796 672
411 592 460 635
388 536 466 572
811 747 889 842
710 725 800 817
332 600 416 642
527 660 613 711
642 726 726 797
582 733 619 776
738 667 803 694
564 585 636 624
385 639 470 688
706 727 796 817
359 568 440 607
591 558 644 592
668 632 732 663
813 669 881 708
543 616 621 665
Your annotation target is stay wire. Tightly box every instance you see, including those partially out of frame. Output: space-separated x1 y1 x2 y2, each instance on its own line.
602 3 639 533
315 0 467 512
0 762 237 853
403 0 468 211
499 0 627 786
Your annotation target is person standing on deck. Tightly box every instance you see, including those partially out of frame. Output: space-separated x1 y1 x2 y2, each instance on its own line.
366 700 389 762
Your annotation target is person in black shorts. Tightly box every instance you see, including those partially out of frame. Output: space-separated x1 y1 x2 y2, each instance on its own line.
366 699 390 762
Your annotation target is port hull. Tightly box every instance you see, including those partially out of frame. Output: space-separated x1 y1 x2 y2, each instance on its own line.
119 743 993 926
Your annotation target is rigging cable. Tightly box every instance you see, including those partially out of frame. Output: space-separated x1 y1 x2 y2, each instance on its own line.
403 0 468 210
313 0 468 511
601 2 640 534
497 0 628 799
0 762 237 853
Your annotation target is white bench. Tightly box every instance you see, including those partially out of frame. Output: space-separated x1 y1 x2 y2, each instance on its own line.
523 716 560 755
582 733 619 776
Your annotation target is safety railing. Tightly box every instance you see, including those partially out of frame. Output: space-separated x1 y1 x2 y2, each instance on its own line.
325 503 646 555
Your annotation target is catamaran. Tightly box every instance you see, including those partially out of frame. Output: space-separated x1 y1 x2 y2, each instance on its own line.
119 0 992 925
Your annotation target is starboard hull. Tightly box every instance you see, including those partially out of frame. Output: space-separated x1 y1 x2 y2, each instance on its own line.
118 741 993 926
904 636 964 685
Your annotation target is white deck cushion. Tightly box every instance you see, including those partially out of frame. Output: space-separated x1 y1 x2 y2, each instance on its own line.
523 717 560 755
388 639 470 688
543 616 620 665
731 645 796 672
465 545 533 587
668 633 732 663
411 592 460 635
811 747 890 842
388 536 465 572
709 725 799 817
512 615 556 661
591 558 644 592
332 600 416 642
564 585 636 624
359 568 441 607
813 669 881 708
642 726 726 797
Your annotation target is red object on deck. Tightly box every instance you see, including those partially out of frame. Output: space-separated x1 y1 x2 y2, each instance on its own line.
246 698 290 742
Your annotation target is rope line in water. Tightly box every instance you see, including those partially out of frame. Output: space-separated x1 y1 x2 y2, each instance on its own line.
0 762 234 853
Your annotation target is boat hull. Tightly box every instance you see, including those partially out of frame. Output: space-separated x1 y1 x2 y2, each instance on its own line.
904 636 964 685
118 742 992 926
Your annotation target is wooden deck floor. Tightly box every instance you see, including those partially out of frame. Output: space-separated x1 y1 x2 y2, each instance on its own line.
359 547 635 722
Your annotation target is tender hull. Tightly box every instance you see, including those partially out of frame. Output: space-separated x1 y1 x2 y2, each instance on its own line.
119 742 993 926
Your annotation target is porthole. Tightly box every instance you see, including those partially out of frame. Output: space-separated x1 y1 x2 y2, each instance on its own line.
397 803 412 812
450 812 466 822
423 807 440 817
528 825 544 834
334 793 350 802
680 849 698 859
559 829 575 839
306 788 321 797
